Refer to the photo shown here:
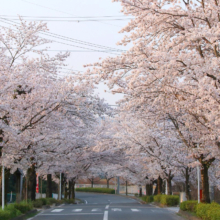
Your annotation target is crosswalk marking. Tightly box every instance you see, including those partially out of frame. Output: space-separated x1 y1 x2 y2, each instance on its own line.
51 209 64 212
112 208 122 212
92 208 101 212
51 208 145 213
131 209 140 212
73 209 82 212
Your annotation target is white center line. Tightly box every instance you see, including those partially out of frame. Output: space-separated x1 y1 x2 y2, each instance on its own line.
105 205 109 209
103 211 108 220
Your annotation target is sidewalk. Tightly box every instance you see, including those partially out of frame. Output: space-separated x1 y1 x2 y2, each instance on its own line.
165 207 180 213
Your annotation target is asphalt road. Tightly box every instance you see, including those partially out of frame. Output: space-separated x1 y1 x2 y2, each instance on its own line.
31 192 184 220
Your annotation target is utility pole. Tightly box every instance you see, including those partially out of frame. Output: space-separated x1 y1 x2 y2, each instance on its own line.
2 164 5 210
117 177 120 194
59 173 62 200
197 164 200 203
197 143 200 203
165 180 168 195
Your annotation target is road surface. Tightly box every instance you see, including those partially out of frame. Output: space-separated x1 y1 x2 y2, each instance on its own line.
31 192 183 220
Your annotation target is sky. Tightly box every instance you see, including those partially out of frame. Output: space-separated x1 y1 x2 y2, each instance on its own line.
0 0 130 105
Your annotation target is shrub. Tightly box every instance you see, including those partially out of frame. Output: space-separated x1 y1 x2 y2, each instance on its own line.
141 196 154 203
208 209 220 220
0 210 11 220
5 204 21 218
0 204 21 220
160 195 179 206
75 187 115 194
196 202 220 220
46 198 57 205
206 202 220 220
14 201 33 213
33 199 43 208
38 198 48 205
154 194 162 203
185 200 198 212
141 196 147 202
196 203 211 219
180 200 220 220
180 201 187 211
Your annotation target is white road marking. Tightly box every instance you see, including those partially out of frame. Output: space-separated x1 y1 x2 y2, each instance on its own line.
112 208 122 212
92 208 101 212
84 200 88 204
72 209 82 212
39 213 103 216
103 211 108 220
131 209 140 212
105 205 109 209
51 209 64 212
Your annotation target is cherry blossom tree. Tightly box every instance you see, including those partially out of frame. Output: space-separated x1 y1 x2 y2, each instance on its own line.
83 0 220 203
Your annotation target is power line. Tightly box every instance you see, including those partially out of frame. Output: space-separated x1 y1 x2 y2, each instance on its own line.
1 18 131 22
0 18 125 55
40 32 125 52
19 0 126 28
0 15 132 19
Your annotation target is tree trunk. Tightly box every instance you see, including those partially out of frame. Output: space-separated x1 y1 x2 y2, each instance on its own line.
167 171 173 195
69 181 72 199
201 162 210 203
146 183 152 196
126 181 128 196
91 179 94 188
64 182 68 199
157 176 162 195
139 187 142 197
15 170 21 203
46 174 52 198
185 167 191 200
27 165 36 201
107 179 109 188
71 181 75 199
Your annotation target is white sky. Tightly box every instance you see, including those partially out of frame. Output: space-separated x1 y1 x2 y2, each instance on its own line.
0 0 129 105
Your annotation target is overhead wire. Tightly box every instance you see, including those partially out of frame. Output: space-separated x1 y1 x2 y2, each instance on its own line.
0 18 132 22
0 15 132 18
0 17 125 55
19 0 126 28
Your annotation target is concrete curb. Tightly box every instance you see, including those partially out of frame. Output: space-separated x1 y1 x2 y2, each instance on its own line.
178 210 201 220
11 209 38 220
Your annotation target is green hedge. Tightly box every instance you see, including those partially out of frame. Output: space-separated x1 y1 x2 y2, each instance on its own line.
141 195 154 203
0 204 22 220
180 201 220 220
153 195 179 206
160 195 179 206
75 187 115 194
14 201 33 213
154 194 162 203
